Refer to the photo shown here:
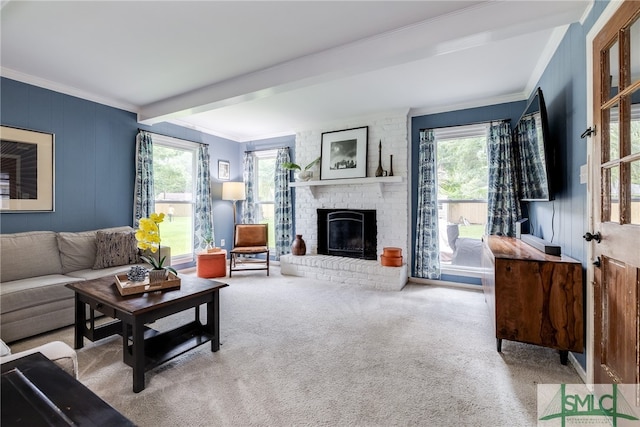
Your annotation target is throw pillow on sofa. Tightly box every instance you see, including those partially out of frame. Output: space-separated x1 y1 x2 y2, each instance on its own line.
57 225 135 273
92 231 139 269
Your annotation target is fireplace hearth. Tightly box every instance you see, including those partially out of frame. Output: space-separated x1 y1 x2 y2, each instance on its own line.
317 209 376 260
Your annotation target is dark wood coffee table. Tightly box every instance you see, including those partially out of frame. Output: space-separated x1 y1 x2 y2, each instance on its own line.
66 275 228 393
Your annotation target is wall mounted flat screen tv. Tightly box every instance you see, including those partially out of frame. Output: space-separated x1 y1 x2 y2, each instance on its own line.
513 87 555 201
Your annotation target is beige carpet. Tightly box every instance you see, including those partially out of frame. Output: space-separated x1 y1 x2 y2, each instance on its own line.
12 266 582 426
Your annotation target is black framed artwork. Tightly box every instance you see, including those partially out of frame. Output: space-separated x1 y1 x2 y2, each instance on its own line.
320 126 368 180
0 126 55 212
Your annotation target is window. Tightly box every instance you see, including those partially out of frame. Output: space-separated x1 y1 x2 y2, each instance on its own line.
434 123 489 275
252 150 277 250
152 135 198 265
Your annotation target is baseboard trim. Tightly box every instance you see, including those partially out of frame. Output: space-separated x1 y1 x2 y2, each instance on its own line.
408 277 482 291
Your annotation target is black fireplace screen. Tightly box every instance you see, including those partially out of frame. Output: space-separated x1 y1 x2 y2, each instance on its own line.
317 209 376 260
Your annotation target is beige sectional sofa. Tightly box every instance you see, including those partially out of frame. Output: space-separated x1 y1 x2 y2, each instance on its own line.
0 226 170 343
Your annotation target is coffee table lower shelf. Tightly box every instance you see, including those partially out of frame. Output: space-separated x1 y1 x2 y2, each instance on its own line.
67 275 227 393
124 321 215 371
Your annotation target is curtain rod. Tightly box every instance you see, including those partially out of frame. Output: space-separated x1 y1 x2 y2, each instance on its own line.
244 146 289 153
419 118 511 132
137 129 204 146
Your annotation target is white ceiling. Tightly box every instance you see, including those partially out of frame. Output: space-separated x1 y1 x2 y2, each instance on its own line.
0 1 592 142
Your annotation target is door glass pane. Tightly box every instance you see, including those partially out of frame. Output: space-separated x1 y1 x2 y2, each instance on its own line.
633 90 640 155
631 16 640 85
610 165 620 223
607 39 619 100
632 160 640 225
608 103 620 161
602 167 611 222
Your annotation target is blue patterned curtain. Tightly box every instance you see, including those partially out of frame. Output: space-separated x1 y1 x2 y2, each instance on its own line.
133 131 154 227
241 151 256 224
514 115 548 199
415 129 440 279
274 148 293 259
486 121 521 236
194 144 215 251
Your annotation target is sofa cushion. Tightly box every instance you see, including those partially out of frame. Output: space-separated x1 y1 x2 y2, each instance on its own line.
58 226 134 273
0 231 63 282
92 230 139 269
0 299 75 343
0 274 82 315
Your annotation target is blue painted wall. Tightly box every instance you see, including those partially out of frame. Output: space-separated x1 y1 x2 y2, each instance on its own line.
1 77 240 245
527 0 609 266
1 77 138 232
209 133 244 253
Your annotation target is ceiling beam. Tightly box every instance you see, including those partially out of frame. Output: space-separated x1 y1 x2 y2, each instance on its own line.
139 1 586 126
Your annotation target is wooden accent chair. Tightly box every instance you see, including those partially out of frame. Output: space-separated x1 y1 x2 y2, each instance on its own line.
229 224 269 277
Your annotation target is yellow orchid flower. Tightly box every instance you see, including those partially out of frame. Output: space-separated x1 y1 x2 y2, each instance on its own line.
134 212 176 276
139 218 157 232
150 212 165 224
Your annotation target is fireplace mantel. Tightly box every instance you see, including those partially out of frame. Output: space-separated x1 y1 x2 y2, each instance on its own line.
289 176 402 198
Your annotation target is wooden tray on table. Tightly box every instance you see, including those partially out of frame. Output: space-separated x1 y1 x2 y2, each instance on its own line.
115 272 181 296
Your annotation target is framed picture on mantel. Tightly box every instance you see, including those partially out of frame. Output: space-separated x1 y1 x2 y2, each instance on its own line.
320 126 368 180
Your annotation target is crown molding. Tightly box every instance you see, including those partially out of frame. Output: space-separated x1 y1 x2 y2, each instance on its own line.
409 93 527 118
1 67 138 113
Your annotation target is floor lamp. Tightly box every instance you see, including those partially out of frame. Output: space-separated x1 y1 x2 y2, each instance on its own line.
222 181 246 224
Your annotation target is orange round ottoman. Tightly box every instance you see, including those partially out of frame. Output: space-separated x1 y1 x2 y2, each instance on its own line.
196 250 227 278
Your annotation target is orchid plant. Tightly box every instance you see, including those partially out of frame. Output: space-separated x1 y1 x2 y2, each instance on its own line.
135 212 177 276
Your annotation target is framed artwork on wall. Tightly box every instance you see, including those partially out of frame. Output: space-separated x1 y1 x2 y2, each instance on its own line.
320 126 368 180
0 126 55 212
218 160 230 180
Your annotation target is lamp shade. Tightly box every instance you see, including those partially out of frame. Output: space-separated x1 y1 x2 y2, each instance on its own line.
222 181 246 201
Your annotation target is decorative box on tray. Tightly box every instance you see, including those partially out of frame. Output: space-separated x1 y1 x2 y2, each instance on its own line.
115 272 181 296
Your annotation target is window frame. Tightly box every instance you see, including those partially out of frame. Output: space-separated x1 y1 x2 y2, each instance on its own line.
252 149 278 250
152 134 199 266
433 122 490 278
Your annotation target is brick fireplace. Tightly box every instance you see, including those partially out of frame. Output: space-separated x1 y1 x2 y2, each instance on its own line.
280 111 410 291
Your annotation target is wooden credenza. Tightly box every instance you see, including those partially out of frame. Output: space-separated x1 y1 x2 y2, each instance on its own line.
481 235 584 364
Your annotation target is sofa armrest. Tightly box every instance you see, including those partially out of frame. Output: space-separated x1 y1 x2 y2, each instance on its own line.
0 341 78 379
